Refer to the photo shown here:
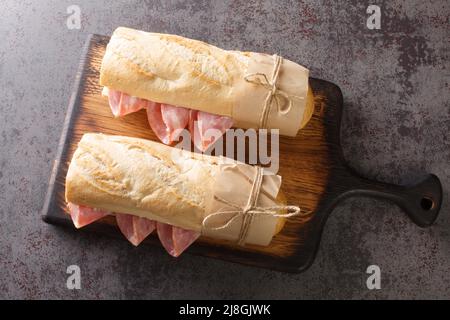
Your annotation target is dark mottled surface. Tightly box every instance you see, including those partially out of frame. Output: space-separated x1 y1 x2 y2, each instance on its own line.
0 0 449 299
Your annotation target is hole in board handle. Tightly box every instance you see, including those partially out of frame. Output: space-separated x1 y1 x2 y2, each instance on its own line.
420 197 434 211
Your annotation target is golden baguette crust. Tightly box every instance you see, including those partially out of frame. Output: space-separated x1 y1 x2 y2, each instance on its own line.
100 27 244 117
65 133 287 238
100 27 313 133
65 133 219 231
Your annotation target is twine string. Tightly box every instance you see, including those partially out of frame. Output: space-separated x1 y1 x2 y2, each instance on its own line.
244 54 304 129
202 167 307 246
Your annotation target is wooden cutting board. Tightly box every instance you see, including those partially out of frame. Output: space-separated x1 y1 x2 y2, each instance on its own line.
41 34 443 273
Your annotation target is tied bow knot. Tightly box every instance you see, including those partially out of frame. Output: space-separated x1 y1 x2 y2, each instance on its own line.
202 166 306 246
244 54 304 129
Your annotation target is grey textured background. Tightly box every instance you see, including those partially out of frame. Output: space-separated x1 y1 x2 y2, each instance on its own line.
0 0 449 299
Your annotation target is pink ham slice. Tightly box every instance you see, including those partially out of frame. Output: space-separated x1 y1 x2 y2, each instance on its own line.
146 102 167 143
189 110 234 151
107 89 148 117
147 103 190 144
156 222 200 257
67 202 198 256
67 203 110 229
116 213 156 246
105 87 233 149
161 104 190 143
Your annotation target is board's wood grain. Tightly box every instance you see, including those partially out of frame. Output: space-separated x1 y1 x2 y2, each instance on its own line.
42 34 442 272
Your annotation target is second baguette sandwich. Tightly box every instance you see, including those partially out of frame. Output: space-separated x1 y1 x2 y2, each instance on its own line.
65 133 302 256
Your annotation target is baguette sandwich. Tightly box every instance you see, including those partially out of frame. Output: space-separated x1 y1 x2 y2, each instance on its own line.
65 133 302 256
100 27 314 152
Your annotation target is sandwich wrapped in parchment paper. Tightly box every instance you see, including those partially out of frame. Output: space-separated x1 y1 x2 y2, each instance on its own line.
99 27 314 151
65 133 303 256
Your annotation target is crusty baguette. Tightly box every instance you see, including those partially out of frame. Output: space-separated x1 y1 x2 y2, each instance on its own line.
66 133 219 231
65 133 287 244
100 27 313 135
100 27 244 118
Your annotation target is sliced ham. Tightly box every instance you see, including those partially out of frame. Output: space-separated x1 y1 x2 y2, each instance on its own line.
107 88 121 116
156 222 200 257
104 87 233 150
67 202 199 256
147 103 190 144
190 110 234 151
119 93 148 116
67 203 110 229
146 102 168 143
107 89 148 117
189 110 200 149
116 213 156 246
161 104 190 143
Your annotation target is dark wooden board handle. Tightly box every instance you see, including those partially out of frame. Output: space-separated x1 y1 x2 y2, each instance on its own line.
341 169 443 227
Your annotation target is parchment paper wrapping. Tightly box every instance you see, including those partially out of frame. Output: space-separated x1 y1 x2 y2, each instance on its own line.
201 162 283 246
232 53 309 137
